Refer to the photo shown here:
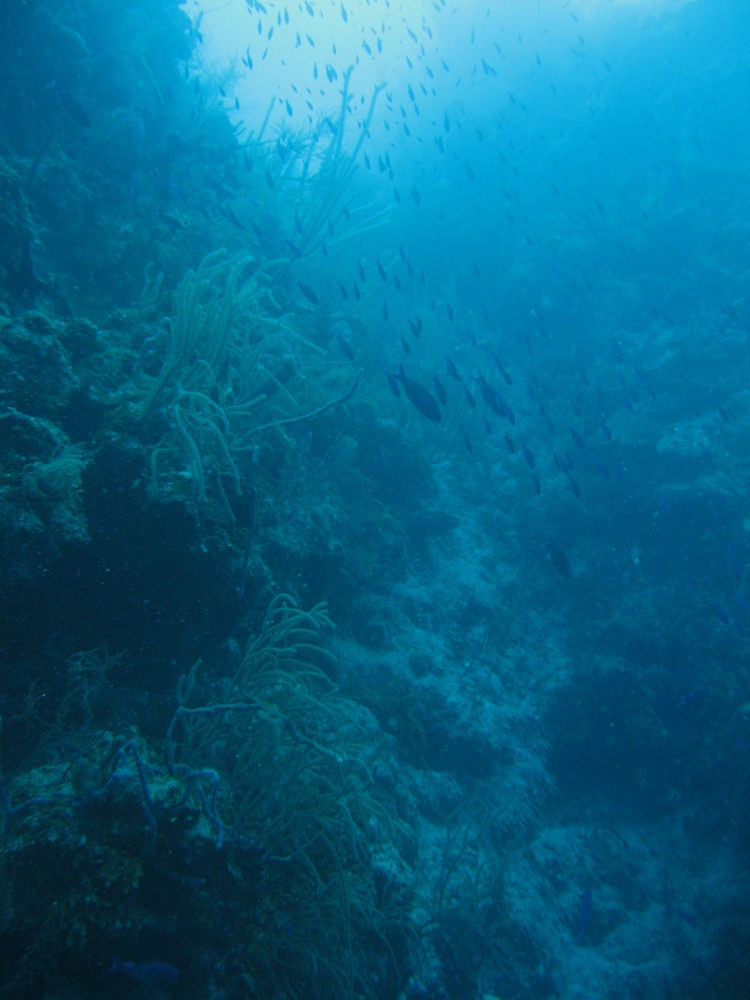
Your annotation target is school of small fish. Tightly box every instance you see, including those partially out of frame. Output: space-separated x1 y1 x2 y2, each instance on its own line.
187 1 732 586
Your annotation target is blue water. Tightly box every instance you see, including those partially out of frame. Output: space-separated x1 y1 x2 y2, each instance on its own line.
0 0 749 997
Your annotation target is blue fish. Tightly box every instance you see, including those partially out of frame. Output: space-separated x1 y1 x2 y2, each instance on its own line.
108 958 180 988
575 888 592 943
711 600 729 625
727 544 744 582
679 689 710 708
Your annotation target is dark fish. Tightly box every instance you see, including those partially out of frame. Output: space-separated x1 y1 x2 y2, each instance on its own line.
710 600 729 626
463 386 476 409
222 204 245 230
108 959 179 988
586 456 610 480
504 434 516 454
680 689 710 708
462 432 473 453
492 354 513 385
570 427 586 449
445 356 462 382
394 366 442 422
522 444 535 470
482 416 493 435
728 544 744 582
474 373 506 417
336 332 354 360
575 888 591 943
161 213 184 231
407 317 421 339
399 336 411 355
377 260 387 281
55 85 91 127
547 539 572 579
433 375 447 405
567 475 582 499
386 371 401 398
297 280 319 305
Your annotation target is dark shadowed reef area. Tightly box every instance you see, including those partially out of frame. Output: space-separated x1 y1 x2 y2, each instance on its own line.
0 0 749 997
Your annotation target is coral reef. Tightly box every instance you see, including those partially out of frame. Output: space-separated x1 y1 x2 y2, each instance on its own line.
0 1 748 999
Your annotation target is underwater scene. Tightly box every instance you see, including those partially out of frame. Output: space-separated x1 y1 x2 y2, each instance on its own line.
0 0 749 996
